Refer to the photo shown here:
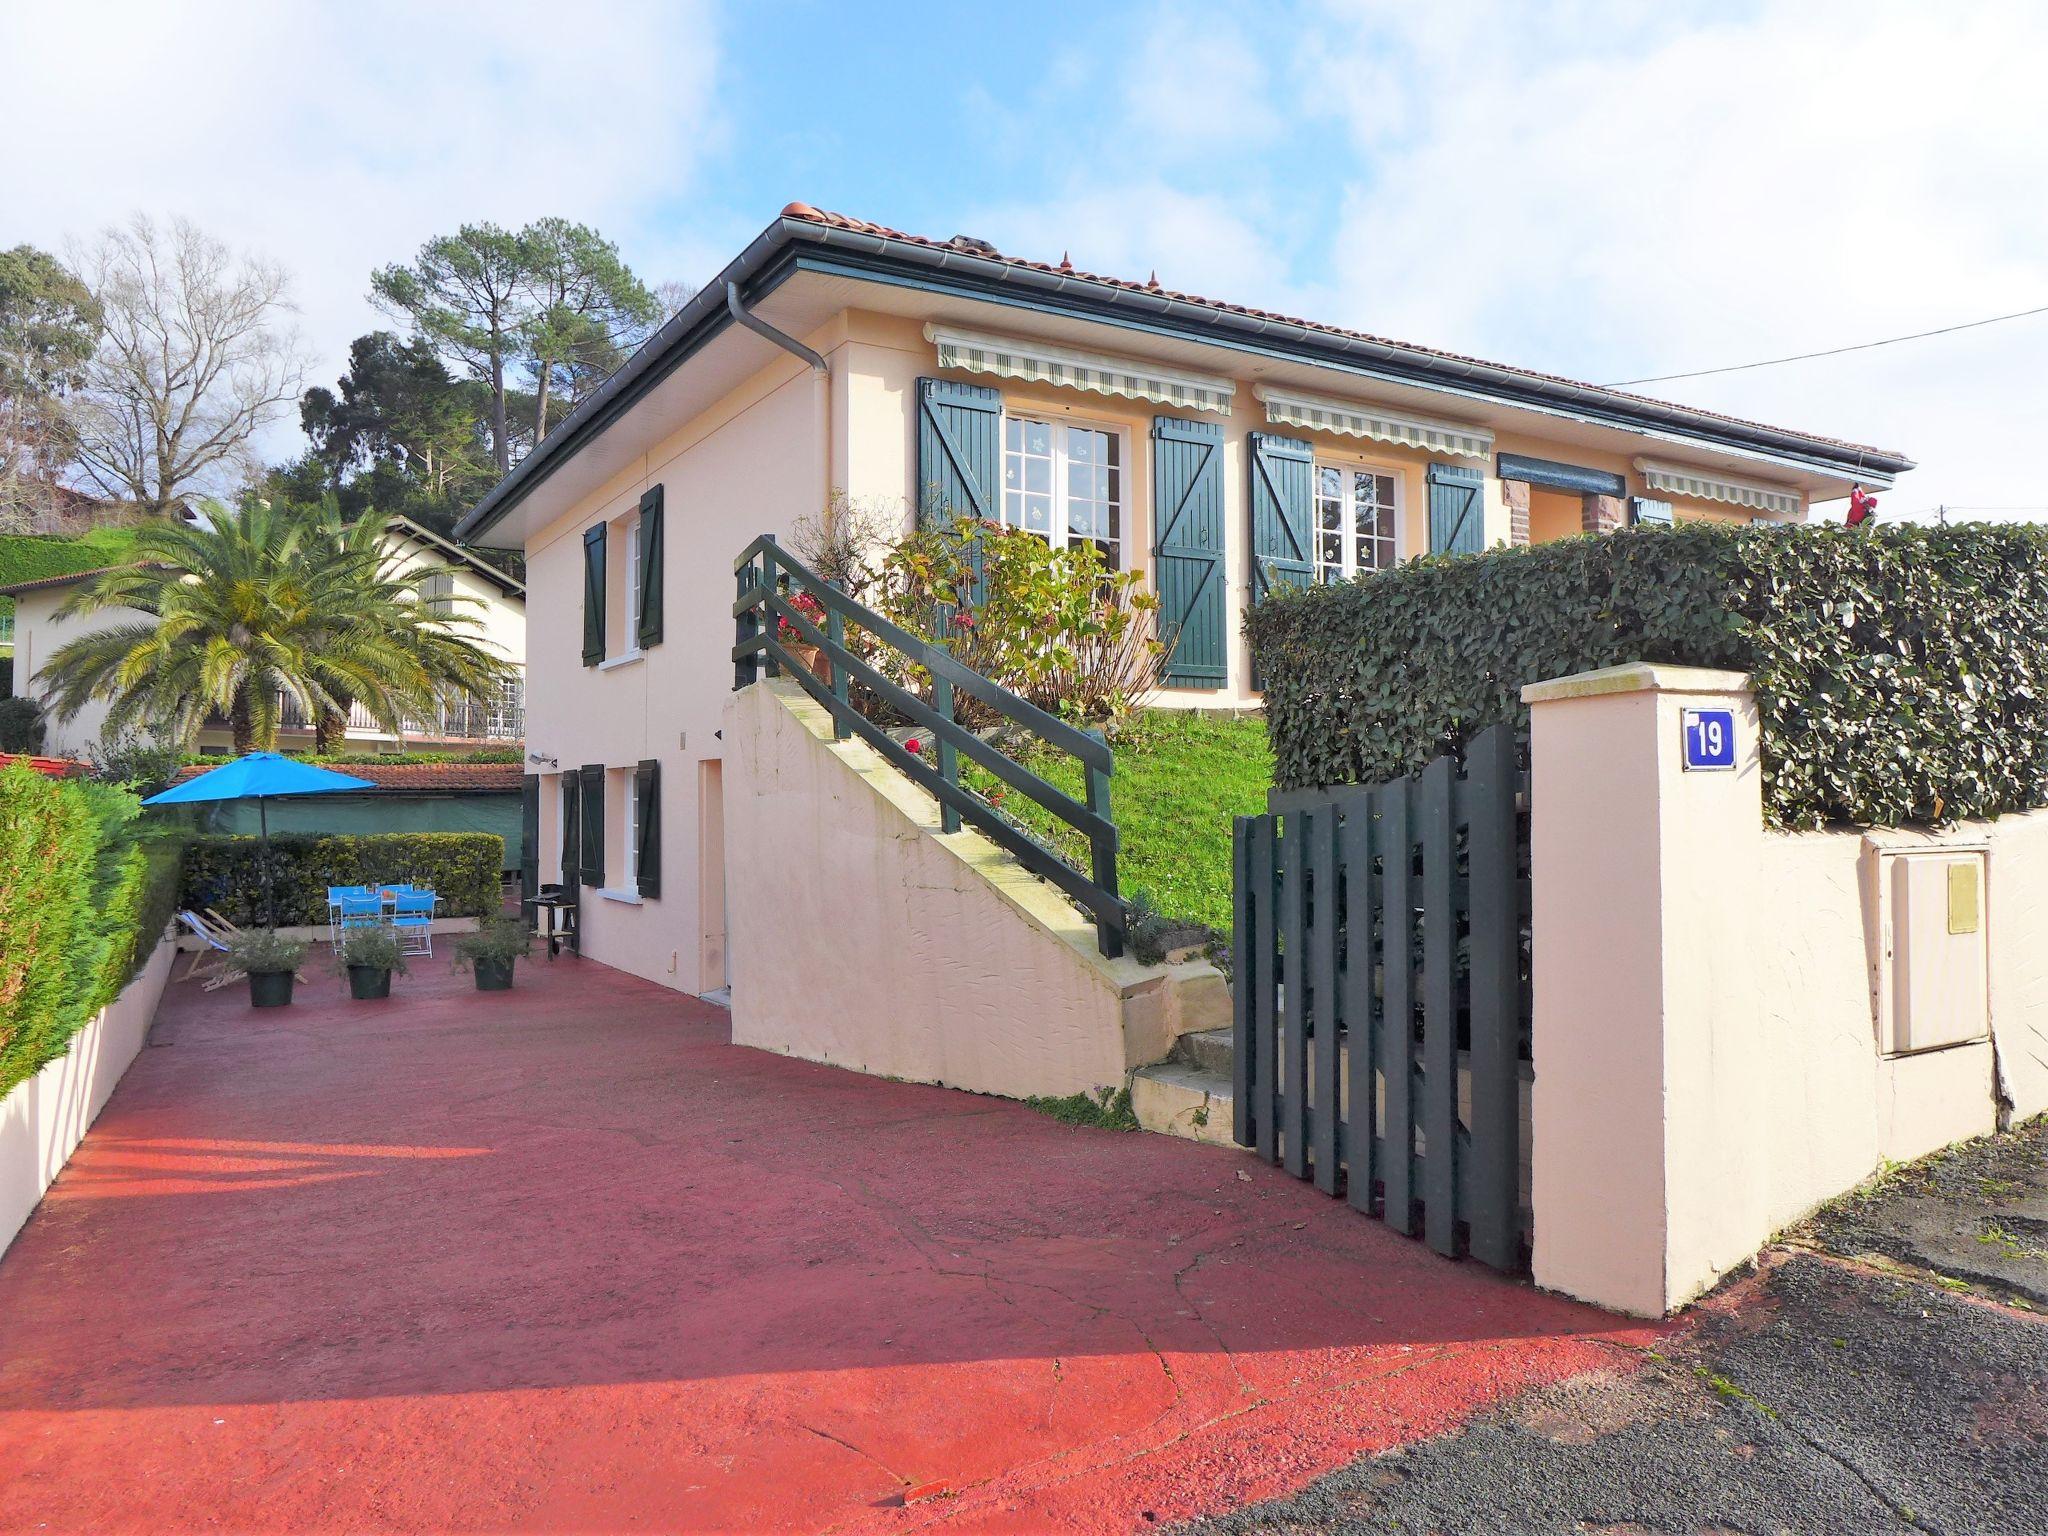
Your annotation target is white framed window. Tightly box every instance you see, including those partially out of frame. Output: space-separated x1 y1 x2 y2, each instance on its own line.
621 769 640 896
623 515 642 651
1313 464 1399 583
1001 416 1124 569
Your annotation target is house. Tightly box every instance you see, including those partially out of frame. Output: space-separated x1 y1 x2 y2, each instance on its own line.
454 203 1913 998
4 515 527 758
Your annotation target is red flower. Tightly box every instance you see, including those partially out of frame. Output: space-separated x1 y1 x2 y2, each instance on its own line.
904 737 923 754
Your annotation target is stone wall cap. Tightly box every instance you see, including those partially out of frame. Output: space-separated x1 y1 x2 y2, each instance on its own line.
1521 661 1752 704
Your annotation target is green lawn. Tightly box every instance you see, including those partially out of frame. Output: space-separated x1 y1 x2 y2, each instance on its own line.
992 709 1272 935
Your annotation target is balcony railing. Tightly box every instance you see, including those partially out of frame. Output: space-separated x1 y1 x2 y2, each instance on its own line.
217 674 525 742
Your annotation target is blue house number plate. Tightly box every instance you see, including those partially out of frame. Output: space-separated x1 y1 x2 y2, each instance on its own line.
1682 707 1737 772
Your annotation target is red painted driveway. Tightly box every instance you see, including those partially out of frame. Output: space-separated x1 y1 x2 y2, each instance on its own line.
0 954 1656 1533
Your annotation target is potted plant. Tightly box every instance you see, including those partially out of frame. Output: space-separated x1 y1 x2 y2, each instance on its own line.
332 924 408 1000
452 913 533 991
777 590 833 683
227 930 308 1009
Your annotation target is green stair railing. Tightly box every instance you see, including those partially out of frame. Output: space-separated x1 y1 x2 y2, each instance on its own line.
732 533 1124 958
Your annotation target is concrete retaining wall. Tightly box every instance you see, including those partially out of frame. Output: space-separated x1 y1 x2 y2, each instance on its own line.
0 934 176 1258
723 678 1225 1100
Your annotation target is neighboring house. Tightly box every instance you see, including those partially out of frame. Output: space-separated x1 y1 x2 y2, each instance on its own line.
2 516 527 758
454 203 1913 998
169 759 526 874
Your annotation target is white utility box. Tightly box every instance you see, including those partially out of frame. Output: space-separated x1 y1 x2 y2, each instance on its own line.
1874 846 1990 1055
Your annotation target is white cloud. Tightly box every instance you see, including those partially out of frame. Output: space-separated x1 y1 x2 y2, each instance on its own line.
1306 0 2048 516
0 0 723 468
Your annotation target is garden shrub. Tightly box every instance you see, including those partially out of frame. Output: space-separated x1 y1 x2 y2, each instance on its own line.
179 831 503 925
874 521 1164 727
0 697 47 753
0 760 185 1098
1245 521 2048 830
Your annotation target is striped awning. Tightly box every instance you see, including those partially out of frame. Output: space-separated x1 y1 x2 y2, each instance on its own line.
923 325 1234 415
1635 459 1802 518
1254 386 1493 460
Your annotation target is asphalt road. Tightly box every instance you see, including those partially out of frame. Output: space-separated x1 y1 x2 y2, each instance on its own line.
1187 1120 2048 1536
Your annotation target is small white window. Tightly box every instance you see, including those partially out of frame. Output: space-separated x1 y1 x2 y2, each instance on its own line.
1001 416 1123 569
623 516 642 650
1314 465 1399 583
621 770 639 896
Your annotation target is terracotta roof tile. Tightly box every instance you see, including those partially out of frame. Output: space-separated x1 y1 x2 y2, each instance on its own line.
172 761 522 793
778 203 1905 463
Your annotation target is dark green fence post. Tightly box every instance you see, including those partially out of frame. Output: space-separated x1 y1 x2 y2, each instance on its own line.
734 558 758 689
933 676 960 833
826 580 850 739
760 539 780 678
1084 727 1120 957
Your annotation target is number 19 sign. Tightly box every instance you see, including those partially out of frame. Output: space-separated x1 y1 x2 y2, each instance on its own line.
1681 707 1737 772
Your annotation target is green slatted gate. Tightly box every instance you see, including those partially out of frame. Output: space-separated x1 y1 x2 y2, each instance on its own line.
1231 724 1532 1273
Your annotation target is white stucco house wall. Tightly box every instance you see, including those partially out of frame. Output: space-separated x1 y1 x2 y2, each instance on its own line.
4 515 527 758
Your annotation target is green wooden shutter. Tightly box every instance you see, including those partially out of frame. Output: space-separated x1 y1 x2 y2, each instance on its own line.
634 759 661 899
915 378 1001 527
916 377 1000 610
559 773 580 890
1427 463 1486 555
581 523 606 665
519 773 540 906
1152 415 1226 688
637 485 664 647
1248 433 1313 604
578 764 605 887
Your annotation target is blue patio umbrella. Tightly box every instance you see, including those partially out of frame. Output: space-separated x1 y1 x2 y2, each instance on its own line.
145 752 377 927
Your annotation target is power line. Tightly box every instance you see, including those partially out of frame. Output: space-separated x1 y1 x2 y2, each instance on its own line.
1608 303 2048 386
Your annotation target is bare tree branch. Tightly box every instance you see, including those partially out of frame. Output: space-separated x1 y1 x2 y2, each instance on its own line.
66 215 309 514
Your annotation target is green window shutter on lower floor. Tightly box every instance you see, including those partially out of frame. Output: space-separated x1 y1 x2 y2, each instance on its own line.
581 523 606 665
634 759 661 899
637 485 664 648
1152 415 1226 688
519 774 540 905
1248 433 1314 603
560 773 580 888
1427 463 1486 555
578 764 605 887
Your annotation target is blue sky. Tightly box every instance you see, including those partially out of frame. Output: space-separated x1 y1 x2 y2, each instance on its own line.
6 0 2045 519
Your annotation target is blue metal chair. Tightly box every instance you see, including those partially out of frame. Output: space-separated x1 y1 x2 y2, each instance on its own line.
390 889 437 957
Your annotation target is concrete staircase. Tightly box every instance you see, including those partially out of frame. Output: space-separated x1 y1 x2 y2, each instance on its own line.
1132 1025 1237 1146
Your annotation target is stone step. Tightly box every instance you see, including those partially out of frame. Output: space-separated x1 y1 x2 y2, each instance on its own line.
1131 1060 1236 1147
1174 1025 1235 1077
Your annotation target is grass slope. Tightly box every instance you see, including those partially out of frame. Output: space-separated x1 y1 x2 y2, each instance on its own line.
996 710 1272 934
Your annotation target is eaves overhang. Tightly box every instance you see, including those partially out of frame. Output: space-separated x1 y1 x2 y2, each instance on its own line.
457 213 1916 544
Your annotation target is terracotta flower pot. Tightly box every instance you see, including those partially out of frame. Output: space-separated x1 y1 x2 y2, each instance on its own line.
783 641 833 687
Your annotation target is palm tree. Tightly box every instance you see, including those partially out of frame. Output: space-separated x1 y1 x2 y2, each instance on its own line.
37 498 512 754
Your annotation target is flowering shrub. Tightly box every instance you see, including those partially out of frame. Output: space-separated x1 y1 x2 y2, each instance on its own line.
777 590 827 645
877 520 1164 728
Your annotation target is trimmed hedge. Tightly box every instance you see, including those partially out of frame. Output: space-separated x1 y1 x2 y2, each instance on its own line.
1245 522 2048 830
180 832 504 925
0 761 185 1098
